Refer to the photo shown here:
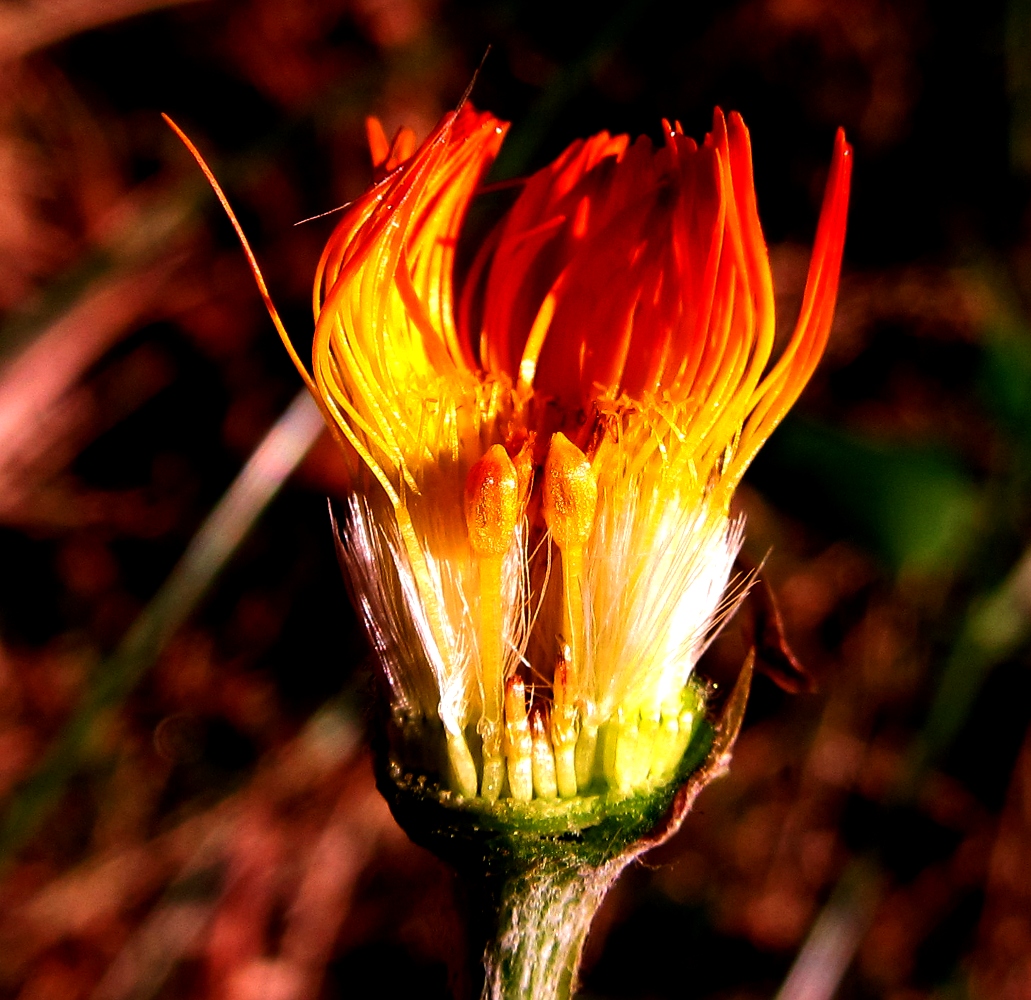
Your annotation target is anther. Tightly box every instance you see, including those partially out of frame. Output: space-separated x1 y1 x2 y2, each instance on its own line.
542 433 597 551
465 444 521 801
543 433 598 731
512 436 535 509
465 444 520 557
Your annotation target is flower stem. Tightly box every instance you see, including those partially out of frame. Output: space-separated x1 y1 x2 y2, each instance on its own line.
478 854 623 1000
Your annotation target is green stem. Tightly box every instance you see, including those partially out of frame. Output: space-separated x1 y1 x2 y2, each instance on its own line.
480 855 623 1000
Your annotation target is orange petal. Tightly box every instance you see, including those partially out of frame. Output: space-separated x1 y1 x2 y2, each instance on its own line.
729 126 853 484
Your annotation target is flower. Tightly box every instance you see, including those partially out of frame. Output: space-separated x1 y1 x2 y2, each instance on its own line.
167 102 849 807
166 103 851 999
301 104 852 805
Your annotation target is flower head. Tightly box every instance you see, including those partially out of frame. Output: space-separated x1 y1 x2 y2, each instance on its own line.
163 102 851 1000
308 104 850 804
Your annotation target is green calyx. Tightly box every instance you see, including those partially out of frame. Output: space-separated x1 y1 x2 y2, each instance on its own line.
374 661 753 1000
380 693 713 876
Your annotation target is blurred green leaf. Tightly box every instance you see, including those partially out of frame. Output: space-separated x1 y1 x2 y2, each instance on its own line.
979 315 1031 433
768 420 981 575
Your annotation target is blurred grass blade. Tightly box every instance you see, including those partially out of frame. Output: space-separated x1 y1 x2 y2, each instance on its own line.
0 189 197 368
0 389 325 863
774 859 883 1000
145 390 324 632
909 542 1031 781
0 0 204 64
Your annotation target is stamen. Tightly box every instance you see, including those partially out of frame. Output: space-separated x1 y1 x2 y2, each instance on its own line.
632 707 661 788
542 432 597 731
613 710 640 793
550 652 579 798
669 691 703 778
652 685 704 783
465 444 521 800
446 730 479 798
648 696 682 782
574 701 599 790
531 710 559 799
504 677 533 801
480 720 505 801
601 714 620 788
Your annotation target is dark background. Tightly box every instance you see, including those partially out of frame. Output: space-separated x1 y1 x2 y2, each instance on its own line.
0 1 1029 998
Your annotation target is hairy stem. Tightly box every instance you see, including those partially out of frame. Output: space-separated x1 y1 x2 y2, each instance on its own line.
479 855 624 1000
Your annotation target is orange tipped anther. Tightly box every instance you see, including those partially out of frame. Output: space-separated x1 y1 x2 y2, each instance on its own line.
465 444 520 557
542 433 598 550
